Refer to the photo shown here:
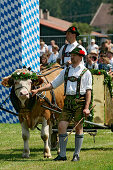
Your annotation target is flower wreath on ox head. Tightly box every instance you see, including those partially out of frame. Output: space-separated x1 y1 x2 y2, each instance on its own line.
1 68 42 88
11 69 38 80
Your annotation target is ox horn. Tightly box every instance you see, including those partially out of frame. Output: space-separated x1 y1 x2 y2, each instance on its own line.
1 75 12 87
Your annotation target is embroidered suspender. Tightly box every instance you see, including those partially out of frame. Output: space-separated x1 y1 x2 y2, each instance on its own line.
62 44 68 65
64 67 88 98
64 66 70 96
76 68 88 99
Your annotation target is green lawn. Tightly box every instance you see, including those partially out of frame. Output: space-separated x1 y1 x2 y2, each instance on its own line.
0 123 113 170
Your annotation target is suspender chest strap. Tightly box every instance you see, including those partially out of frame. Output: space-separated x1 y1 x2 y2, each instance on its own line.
76 68 88 99
64 66 70 96
64 67 88 98
62 44 68 65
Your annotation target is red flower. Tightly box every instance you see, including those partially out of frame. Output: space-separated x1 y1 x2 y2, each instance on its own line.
23 72 25 74
98 72 101 75
72 27 76 31
79 50 85 55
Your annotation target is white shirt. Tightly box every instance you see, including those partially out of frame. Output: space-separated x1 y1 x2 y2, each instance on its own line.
40 46 47 57
48 45 53 53
109 58 113 71
48 52 59 63
109 57 113 65
51 64 92 95
58 41 87 65
88 44 99 53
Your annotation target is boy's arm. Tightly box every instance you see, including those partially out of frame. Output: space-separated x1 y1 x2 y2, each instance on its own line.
83 89 91 117
31 83 53 97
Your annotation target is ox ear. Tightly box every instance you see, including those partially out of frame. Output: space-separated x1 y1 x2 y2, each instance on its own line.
32 77 44 86
1 76 14 87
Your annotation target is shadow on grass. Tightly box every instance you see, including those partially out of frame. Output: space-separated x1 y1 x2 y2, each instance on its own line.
66 147 113 152
0 147 58 162
82 147 113 151
0 147 113 162
0 151 54 162
0 148 45 161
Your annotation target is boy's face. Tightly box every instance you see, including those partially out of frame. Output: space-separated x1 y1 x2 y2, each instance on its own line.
66 32 75 43
70 53 82 64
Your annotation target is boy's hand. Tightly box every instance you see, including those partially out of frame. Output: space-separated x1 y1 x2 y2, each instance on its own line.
31 89 38 97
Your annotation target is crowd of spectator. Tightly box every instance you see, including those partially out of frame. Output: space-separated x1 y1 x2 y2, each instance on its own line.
40 38 113 73
86 38 113 72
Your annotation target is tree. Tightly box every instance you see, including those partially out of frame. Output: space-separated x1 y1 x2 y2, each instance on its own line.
72 22 93 34
40 0 113 23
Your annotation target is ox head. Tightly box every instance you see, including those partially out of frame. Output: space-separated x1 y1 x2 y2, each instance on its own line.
1 69 44 107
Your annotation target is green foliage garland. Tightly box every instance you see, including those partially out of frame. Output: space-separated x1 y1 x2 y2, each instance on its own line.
90 69 113 97
11 72 38 80
46 63 56 68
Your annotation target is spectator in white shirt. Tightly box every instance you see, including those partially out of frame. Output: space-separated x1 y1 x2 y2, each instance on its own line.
48 45 59 63
40 41 48 57
40 39 48 51
88 39 99 54
48 40 56 54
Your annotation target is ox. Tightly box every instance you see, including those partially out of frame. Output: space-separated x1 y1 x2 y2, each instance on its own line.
1 63 64 158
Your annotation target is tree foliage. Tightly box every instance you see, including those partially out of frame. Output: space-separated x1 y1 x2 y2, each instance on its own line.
40 0 113 23
72 22 93 34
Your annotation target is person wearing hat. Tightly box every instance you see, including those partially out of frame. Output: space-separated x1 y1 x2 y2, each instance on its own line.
57 26 87 65
87 39 99 54
31 47 92 162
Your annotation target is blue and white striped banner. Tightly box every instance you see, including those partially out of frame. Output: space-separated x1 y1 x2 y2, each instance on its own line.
0 0 40 123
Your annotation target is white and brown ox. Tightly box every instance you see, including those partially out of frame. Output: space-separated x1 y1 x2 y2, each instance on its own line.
1 64 64 158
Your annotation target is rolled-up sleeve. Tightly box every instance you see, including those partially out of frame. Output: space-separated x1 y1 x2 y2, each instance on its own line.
85 71 92 90
51 69 65 89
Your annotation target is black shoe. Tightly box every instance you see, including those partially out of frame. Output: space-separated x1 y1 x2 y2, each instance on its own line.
71 155 80 161
53 155 67 161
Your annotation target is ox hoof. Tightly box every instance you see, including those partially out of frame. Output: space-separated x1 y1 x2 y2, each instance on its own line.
22 150 30 158
44 148 52 158
44 152 52 158
22 153 30 158
44 155 52 158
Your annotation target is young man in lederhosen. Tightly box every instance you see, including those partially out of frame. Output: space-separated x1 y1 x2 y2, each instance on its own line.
31 47 92 161
57 26 87 65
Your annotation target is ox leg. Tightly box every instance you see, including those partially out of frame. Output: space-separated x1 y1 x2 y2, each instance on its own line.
41 118 52 158
21 122 30 158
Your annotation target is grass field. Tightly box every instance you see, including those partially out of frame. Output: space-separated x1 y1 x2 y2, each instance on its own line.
0 123 113 170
